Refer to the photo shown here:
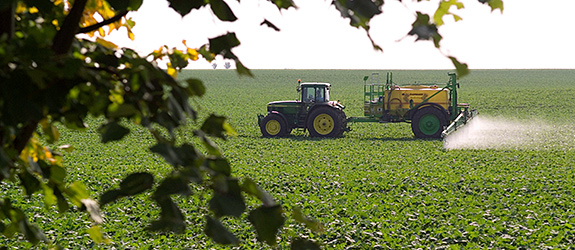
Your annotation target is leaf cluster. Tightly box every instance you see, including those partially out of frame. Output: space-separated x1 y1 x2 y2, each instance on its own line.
0 0 320 248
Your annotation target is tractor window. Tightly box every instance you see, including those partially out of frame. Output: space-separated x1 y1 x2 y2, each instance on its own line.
303 87 315 103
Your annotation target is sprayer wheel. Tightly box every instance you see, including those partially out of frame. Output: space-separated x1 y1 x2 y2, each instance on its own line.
411 106 448 139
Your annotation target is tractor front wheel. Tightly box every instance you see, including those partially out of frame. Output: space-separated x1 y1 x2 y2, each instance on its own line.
260 114 289 137
411 106 448 139
307 107 345 137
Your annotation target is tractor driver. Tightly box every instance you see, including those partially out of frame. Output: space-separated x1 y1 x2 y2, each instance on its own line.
315 88 324 102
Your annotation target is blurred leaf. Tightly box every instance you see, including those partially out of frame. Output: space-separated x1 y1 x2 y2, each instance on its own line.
290 238 321 250
248 205 285 246
168 49 188 69
209 178 245 217
434 0 464 26
49 165 66 184
209 0 237 22
206 157 231 176
40 120 60 144
149 197 185 233
154 175 191 198
449 56 469 77
201 114 229 139
167 0 205 16
98 122 130 143
81 199 103 224
54 187 70 213
87 225 111 244
195 130 222 156
204 216 240 245
234 60 253 76
241 178 275 207
96 37 118 49
260 19 280 31
268 0 296 9
185 78 206 97
18 172 41 196
150 143 181 166
100 189 123 206
67 181 90 206
119 172 154 196
292 207 324 233
479 0 503 12
409 12 442 48
209 33 240 55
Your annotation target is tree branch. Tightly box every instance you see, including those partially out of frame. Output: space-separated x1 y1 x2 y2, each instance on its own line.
77 10 129 34
51 0 89 55
0 3 15 39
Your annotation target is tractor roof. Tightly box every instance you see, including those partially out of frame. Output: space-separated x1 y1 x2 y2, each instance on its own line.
300 82 331 88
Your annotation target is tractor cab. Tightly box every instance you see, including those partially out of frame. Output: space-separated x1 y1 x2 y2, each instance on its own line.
298 82 330 103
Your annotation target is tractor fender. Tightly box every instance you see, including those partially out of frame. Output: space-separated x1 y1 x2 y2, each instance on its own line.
266 111 289 125
408 103 450 122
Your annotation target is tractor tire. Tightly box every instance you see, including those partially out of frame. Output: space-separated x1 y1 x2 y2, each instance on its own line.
307 107 345 137
260 114 289 137
411 106 449 139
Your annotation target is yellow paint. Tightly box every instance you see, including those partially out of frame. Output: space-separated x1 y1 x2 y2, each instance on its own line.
364 85 449 117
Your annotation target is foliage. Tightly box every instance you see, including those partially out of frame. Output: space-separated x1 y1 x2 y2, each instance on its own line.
0 0 504 248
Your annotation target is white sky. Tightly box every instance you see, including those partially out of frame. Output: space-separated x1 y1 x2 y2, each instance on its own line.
106 0 575 70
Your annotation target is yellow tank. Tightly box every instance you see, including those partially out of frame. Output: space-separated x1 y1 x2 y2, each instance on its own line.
364 85 449 118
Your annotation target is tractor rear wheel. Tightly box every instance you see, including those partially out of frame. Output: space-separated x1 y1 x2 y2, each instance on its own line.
260 114 289 137
411 106 448 139
307 107 345 137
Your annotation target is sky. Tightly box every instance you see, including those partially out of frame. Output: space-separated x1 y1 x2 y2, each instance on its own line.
106 0 575 70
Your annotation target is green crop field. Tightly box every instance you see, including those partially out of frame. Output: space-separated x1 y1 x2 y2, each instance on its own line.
3 69 575 249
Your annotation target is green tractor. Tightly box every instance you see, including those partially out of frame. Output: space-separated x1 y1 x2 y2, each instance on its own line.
257 81 347 137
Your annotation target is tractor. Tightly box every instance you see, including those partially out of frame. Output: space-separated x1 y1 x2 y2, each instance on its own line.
258 72 477 138
257 81 347 137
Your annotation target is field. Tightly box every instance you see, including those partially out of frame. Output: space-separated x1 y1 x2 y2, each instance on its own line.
3 69 575 249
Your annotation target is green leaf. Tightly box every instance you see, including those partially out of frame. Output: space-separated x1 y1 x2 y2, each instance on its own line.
434 0 465 26
184 78 206 97
201 114 229 139
409 12 441 46
268 0 296 9
154 175 191 198
18 172 41 196
209 178 245 217
241 178 276 207
209 0 237 22
168 49 188 69
87 225 111 244
49 165 66 184
449 56 469 78
290 238 321 250
98 121 130 143
248 205 285 246
100 189 123 206
479 0 504 12
209 33 241 55
292 207 324 233
67 181 90 206
119 172 154 196
149 197 186 233
150 143 181 166
204 216 240 245
195 130 223 156
234 60 253 77
167 0 205 16
206 157 231 176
